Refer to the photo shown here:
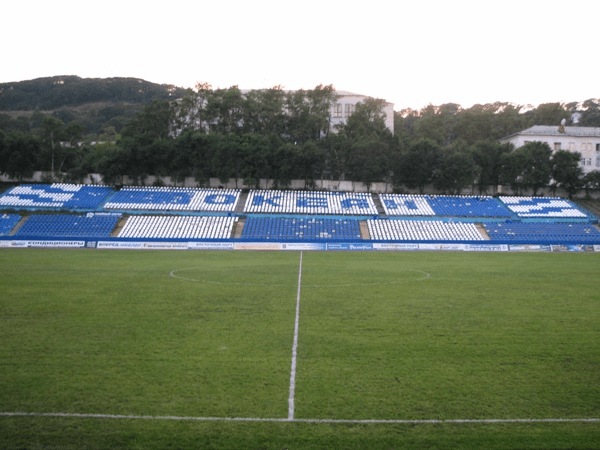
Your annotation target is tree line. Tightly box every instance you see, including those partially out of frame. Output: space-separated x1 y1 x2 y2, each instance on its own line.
1 82 600 197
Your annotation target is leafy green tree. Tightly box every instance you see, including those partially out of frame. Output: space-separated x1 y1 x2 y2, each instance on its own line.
530 102 569 126
583 170 600 196
411 103 460 145
393 138 441 194
432 144 476 194
41 115 64 173
551 150 583 197
2 131 41 181
578 99 600 127
501 142 552 195
205 87 244 135
242 87 286 136
472 141 513 194
122 100 173 142
96 142 128 185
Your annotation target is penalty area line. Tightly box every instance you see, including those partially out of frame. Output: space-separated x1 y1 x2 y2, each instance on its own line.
1 412 598 425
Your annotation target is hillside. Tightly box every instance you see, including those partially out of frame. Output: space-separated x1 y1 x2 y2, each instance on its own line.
0 76 187 111
0 76 189 135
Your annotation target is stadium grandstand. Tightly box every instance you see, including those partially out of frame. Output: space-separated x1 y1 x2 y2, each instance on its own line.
0 184 113 210
1 183 599 248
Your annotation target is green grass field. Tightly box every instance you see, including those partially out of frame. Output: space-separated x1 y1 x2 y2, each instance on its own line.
1 249 599 449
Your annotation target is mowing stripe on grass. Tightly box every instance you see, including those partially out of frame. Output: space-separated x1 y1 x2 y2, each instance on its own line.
288 251 303 421
1 412 598 425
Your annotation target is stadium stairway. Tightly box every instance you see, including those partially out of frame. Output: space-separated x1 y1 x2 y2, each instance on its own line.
7 216 28 236
235 192 248 214
475 223 491 240
359 221 371 239
371 194 387 218
111 216 129 237
233 217 246 238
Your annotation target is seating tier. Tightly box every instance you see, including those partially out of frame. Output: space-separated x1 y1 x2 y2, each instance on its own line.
242 217 361 240
244 191 378 215
484 222 600 242
15 213 121 238
498 197 589 218
381 195 512 218
368 220 485 241
0 184 113 210
118 216 236 239
104 187 240 212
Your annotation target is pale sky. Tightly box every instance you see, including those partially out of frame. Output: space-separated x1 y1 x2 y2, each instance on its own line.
3 0 599 111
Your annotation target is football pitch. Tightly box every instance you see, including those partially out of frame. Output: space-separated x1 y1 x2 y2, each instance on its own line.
0 249 599 449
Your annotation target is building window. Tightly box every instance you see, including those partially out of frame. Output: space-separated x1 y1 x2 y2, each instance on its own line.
554 142 561 151
596 158 600 167
344 104 355 117
596 143 600 152
333 104 342 118
569 142 576 151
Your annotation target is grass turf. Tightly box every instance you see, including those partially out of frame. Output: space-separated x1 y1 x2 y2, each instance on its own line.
0 249 599 449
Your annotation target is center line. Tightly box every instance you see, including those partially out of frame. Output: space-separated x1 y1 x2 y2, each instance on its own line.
288 251 303 421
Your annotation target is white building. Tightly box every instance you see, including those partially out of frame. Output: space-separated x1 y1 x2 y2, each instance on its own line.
499 125 600 174
330 90 394 135
172 89 394 137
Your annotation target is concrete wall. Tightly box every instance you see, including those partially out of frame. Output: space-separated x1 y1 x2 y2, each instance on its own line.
3 172 600 199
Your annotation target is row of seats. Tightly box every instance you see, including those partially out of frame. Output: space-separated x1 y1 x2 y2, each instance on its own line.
14 213 121 238
0 214 21 235
484 222 600 242
367 220 485 241
241 217 361 240
244 190 378 215
381 194 513 217
104 187 241 212
498 197 588 218
118 216 237 239
0 184 113 209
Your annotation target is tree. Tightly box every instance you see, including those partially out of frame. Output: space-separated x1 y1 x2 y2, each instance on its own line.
393 138 440 194
432 144 476 194
2 131 41 181
340 97 391 140
501 142 552 195
122 100 173 142
472 141 513 194
41 115 64 173
242 87 286 136
583 170 600 196
551 150 583 197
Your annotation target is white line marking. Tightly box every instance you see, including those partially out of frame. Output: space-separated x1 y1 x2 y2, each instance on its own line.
170 267 430 287
288 251 303 421
1 412 598 424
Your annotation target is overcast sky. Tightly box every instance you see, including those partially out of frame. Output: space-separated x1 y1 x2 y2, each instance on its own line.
3 0 598 111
